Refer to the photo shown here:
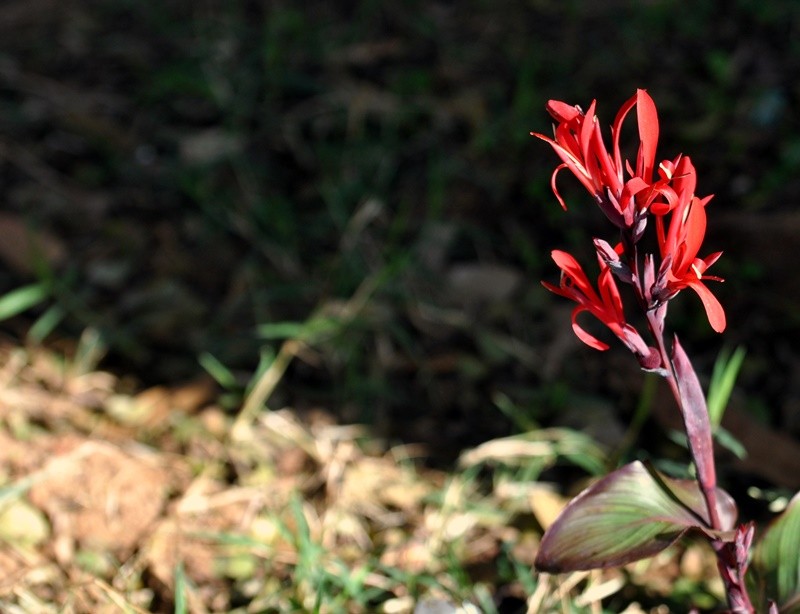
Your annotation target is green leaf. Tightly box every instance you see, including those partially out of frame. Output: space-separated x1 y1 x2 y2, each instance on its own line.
714 425 747 460
174 560 188 614
0 283 49 321
244 346 276 396
707 345 746 428
534 461 736 572
27 304 65 344
198 352 238 389
257 316 341 343
751 492 800 613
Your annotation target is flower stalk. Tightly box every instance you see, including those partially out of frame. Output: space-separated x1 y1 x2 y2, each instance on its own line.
533 90 754 611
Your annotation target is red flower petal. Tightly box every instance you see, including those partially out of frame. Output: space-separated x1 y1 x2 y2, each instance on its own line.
546 100 581 123
635 89 659 180
688 280 727 333
681 198 708 272
611 92 638 172
571 306 611 351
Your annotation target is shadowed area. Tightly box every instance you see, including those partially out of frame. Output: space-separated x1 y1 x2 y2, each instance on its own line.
0 0 798 611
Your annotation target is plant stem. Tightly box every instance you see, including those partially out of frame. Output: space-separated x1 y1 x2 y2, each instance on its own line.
644 307 722 528
626 240 722 531
624 241 753 611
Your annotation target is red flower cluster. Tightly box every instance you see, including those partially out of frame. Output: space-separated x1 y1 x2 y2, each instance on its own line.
534 89 725 354
541 250 648 352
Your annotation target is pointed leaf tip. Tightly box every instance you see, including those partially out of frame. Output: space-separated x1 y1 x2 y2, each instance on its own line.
672 336 717 492
534 461 736 573
751 492 800 612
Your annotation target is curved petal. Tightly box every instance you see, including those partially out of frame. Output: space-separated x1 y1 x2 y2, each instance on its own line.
688 280 726 333
611 92 638 172
551 250 597 300
541 280 571 300
647 183 679 215
549 164 570 210
546 100 581 123
658 155 682 181
532 133 596 197
571 306 610 351
623 176 650 198
597 266 624 319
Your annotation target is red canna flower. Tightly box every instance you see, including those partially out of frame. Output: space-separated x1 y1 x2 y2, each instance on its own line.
538 90 726 343
652 156 726 333
542 250 655 360
532 89 671 233
655 194 725 332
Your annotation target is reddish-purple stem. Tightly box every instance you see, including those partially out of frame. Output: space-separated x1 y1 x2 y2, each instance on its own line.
624 237 753 612
623 236 721 530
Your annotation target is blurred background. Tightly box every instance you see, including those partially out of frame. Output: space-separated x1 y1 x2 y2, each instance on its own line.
3 1 800 611
1 0 799 463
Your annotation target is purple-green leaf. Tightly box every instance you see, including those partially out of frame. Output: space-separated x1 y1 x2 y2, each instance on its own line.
534 461 736 573
671 336 717 497
751 492 800 613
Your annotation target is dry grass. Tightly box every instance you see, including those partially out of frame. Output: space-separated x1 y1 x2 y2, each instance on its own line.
0 337 726 613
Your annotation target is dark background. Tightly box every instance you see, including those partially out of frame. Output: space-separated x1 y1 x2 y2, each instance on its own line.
1 0 799 472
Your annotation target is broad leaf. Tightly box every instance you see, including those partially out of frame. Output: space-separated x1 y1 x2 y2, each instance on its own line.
751 492 800 613
534 461 736 572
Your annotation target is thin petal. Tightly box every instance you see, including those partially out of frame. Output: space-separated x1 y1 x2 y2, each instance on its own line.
541 280 572 300
552 251 602 305
571 306 610 351
702 251 723 269
597 266 624 318
580 100 597 164
655 215 667 258
683 198 708 268
550 164 570 210
533 133 596 196
635 89 659 180
611 92 638 172
551 250 594 298
698 194 714 207
592 121 624 195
